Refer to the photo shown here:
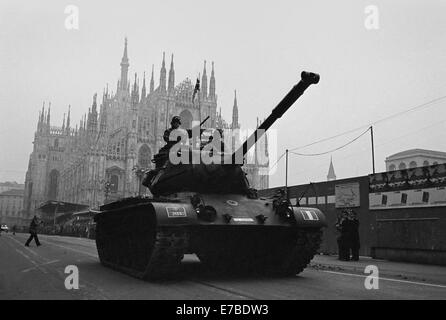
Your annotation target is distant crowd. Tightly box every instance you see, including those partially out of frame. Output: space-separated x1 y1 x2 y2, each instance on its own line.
8 221 96 240
40 222 96 239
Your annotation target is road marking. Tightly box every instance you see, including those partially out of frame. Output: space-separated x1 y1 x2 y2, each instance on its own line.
40 239 99 259
14 248 48 274
6 234 50 262
190 279 258 300
22 260 60 273
322 270 446 289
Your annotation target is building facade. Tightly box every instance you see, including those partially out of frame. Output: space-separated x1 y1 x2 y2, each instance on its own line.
23 39 269 217
0 181 24 194
0 189 24 226
385 149 446 171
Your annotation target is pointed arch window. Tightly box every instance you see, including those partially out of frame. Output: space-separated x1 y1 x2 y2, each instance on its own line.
138 144 152 168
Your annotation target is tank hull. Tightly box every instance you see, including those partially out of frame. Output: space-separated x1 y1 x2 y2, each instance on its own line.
94 195 326 280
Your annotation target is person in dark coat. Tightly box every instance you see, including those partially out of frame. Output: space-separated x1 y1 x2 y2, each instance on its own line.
25 215 42 247
345 210 360 261
335 210 349 261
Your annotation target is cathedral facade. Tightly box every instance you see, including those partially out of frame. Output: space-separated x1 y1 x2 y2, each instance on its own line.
23 39 269 215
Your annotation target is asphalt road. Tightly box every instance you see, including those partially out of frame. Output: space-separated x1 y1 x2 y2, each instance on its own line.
0 233 445 300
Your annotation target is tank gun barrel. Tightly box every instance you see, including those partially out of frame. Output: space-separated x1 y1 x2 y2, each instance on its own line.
230 71 320 164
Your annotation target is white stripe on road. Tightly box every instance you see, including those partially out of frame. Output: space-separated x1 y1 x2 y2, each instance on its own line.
6 234 49 262
40 238 99 259
6 233 98 260
14 248 48 274
21 260 60 273
322 270 446 289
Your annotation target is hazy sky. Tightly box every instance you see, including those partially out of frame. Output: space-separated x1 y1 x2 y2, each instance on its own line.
1 0 445 188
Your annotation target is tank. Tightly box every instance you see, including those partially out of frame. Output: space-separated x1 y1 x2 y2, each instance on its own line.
94 71 326 280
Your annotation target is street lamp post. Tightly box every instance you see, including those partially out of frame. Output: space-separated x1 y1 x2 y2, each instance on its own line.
285 149 289 201
132 165 146 196
370 126 376 174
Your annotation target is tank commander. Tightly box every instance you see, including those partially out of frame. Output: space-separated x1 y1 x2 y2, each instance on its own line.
162 116 188 150
152 116 188 168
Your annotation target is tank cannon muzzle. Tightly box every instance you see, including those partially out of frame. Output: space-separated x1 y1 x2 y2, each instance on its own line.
301 71 320 84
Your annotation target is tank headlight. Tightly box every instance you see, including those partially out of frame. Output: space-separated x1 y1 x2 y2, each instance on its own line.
197 205 217 222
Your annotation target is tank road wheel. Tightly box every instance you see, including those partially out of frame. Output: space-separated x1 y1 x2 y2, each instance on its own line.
196 228 322 276
95 206 189 280
271 228 323 276
142 228 189 280
196 250 233 274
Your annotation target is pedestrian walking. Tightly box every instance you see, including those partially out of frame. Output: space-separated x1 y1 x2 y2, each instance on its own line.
25 215 42 247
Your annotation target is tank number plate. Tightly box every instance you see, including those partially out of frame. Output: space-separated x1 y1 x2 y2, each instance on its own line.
300 210 319 221
233 217 255 223
166 207 187 218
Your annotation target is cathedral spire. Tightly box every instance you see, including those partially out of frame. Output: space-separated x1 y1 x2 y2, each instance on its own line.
150 64 155 93
88 94 98 135
47 102 51 126
168 54 175 94
255 117 259 165
232 90 239 129
131 73 139 108
66 105 71 133
209 61 216 99
62 113 66 130
40 102 45 124
99 93 108 135
92 93 97 114
327 156 337 181
120 37 129 90
201 60 208 99
159 52 167 93
141 71 146 100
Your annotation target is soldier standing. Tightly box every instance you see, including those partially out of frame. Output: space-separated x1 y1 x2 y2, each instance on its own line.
346 209 360 261
335 210 349 261
151 116 188 169
25 215 42 247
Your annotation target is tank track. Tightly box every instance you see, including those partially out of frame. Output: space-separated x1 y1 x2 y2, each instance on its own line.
142 228 189 280
277 228 323 275
196 228 323 276
97 226 188 280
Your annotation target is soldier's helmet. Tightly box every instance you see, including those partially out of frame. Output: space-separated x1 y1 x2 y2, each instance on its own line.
171 116 181 125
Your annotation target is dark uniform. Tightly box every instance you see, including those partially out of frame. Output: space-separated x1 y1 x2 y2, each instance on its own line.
25 216 41 247
345 211 360 261
336 209 360 261
336 212 349 261
154 116 187 167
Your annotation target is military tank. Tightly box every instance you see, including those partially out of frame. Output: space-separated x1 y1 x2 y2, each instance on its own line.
94 71 326 280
